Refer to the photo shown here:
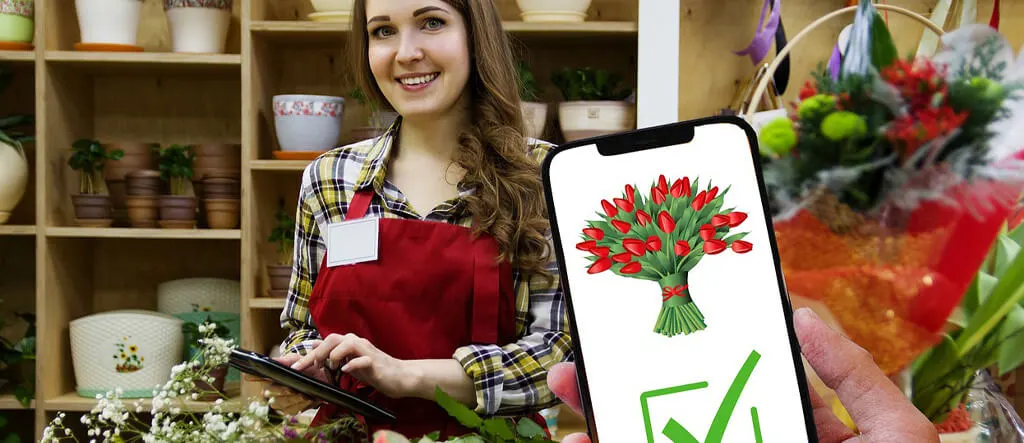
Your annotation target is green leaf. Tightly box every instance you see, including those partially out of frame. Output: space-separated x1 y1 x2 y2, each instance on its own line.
994 234 1021 279
435 386 483 429
1009 221 1024 246
516 418 545 438
956 247 1024 356
974 272 1000 310
997 304 1024 376
481 418 515 441
946 306 970 329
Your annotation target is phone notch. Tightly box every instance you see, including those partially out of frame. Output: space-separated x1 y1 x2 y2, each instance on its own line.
595 123 695 157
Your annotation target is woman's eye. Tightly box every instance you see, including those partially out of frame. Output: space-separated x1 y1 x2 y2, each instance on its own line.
371 26 395 38
424 18 444 30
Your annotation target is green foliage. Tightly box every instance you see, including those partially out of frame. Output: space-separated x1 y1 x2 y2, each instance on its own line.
156 144 196 196
515 60 540 102
551 67 632 101
68 139 124 195
0 415 21 443
268 200 296 265
0 63 34 156
0 300 35 409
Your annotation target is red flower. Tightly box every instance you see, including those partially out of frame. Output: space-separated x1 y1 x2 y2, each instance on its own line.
576 240 596 251
674 240 691 256
711 214 729 228
611 219 632 234
635 210 652 227
621 262 642 274
612 252 633 263
624 184 635 204
731 240 753 253
601 199 618 217
623 239 646 256
592 246 611 257
614 197 634 213
657 211 676 234
588 258 612 274
885 106 968 161
727 212 747 227
657 175 669 195
798 80 817 100
645 235 662 252
692 191 707 211
699 224 716 240
670 177 690 198
651 186 666 205
707 186 718 201
704 239 727 255
882 58 948 110
583 227 604 240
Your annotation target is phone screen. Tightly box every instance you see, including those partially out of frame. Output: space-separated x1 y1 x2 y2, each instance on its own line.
545 120 816 442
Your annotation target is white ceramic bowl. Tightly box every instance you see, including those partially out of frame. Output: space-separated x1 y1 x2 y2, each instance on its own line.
273 94 345 152
516 0 591 22
157 277 241 314
75 0 144 45
70 310 184 398
558 101 635 142
310 0 353 13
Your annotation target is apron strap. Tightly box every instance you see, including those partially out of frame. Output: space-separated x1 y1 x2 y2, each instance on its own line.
471 235 500 344
348 190 373 219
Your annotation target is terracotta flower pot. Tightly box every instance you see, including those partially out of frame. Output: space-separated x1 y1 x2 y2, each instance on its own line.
125 195 158 228
203 177 239 200
104 142 156 227
193 364 228 401
158 195 197 229
204 198 239 229
126 170 162 196
266 265 291 297
72 194 112 227
193 143 240 181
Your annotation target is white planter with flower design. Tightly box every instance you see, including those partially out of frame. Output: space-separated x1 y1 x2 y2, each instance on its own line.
0 0 34 45
70 310 183 399
74 0 143 46
157 277 241 315
164 0 232 54
272 94 345 152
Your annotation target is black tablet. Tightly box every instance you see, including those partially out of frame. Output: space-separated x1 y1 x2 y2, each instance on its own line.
228 348 396 422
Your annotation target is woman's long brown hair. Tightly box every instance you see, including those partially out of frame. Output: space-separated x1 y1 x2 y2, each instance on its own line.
349 0 553 282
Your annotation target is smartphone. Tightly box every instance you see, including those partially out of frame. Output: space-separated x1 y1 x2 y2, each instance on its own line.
542 116 818 442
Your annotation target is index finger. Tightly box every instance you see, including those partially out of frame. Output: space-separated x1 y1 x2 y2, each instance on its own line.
792 308 932 437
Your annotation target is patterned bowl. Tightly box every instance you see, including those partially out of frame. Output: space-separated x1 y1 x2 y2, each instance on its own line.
70 310 184 398
273 94 345 152
0 0 34 44
157 277 241 315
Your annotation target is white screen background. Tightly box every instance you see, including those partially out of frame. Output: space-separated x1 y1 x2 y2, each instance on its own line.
547 122 812 442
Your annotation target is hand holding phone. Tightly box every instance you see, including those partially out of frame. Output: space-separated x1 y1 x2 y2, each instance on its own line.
542 117 817 442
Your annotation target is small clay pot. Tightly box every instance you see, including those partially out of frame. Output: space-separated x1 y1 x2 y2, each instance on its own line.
104 142 157 181
158 195 197 229
267 265 292 293
203 178 240 199
126 170 162 196
125 195 158 228
204 198 239 229
72 194 112 226
193 365 228 401
194 143 241 180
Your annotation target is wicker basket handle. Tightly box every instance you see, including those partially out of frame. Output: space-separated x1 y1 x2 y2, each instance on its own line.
743 4 947 120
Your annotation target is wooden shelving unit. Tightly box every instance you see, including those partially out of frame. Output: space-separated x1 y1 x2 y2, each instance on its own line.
0 0 636 439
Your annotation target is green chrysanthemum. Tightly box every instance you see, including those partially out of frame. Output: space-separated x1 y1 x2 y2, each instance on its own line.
821 111 868 141
758 118 797 156
797 94 836 120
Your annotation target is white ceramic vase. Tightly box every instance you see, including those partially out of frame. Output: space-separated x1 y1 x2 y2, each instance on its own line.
0 141 28 225
558 100 635 142
310 0 353 13
521 101 548 140
516 0 591 23
75 0 143 46
273 94 346 152
164 0 232 54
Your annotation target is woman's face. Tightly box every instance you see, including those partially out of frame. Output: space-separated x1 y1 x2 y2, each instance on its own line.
364 0 471 121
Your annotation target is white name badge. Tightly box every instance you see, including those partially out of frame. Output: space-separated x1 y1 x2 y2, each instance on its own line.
325 217 379 267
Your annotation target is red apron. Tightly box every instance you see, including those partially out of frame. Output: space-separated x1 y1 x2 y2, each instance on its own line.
307 189 550 440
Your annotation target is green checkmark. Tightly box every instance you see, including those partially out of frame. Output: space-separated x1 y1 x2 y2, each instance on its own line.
640 349 762 443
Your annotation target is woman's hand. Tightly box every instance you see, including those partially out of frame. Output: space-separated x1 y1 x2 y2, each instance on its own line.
290 333 415 399
259 353 332 415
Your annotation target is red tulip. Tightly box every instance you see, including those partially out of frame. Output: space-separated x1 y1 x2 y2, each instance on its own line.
592 246 610 257
731 240 753 253
727 212 748 227
622 239 646 256
624 184 635 204
699 224 716 240
657 175 668 194
621 262 642 274
657 211 675 234
645 236 662 252
614 197 634 213
583 227 605 240
692 191 707 211
703 239 727 255
674 240 691 256
652 187 666 205
601 199 618 217
612 252 633 263
576 240 596 251
670 177 691 198
707 186 719 201
588 258 612 274
711 214 730 228
635 210 652 227
612 219 631 234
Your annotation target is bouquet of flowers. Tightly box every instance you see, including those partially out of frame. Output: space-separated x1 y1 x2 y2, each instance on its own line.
755 0 1024 388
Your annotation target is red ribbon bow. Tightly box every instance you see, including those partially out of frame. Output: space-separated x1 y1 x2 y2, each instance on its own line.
662 284 689 302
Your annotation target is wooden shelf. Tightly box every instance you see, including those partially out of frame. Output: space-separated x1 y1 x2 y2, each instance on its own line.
0 50 35 62
0 395 34 409
250 160 311 171
250 20 637 43
45 227 241 240
44 392 243 413
0 225 36 236
44 51 241 74
249 298 286 310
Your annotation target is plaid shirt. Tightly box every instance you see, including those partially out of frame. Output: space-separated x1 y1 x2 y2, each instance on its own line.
279 120 573 416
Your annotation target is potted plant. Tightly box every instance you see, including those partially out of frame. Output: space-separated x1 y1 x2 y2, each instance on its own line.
516 0 590 23
345 87 398 143
517 60 547 140
156 144 198 229
0 303 35 408
266 201 295 298
551 67 635 142
67 139 124 227
0 0 34 47
0 64 32 225
74 0 144 48
163 0 233 54
104 141 156 227
179 315 232 401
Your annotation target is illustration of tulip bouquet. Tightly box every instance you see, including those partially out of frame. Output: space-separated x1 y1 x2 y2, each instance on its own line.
578 175 752 337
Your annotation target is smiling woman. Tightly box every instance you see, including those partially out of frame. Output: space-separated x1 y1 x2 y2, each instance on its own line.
271 0 573 440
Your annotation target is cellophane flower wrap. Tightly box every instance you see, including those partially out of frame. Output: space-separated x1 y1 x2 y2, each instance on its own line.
756 4 1024 379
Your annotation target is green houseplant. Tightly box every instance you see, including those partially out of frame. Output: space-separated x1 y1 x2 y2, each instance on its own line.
0 63 33 225
156 144 197 229
551 66 635 142
347 87 398 143
517 60 548 140
266 200 296 297
180 315 232 401
0 299 35 409
67 138 124 227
